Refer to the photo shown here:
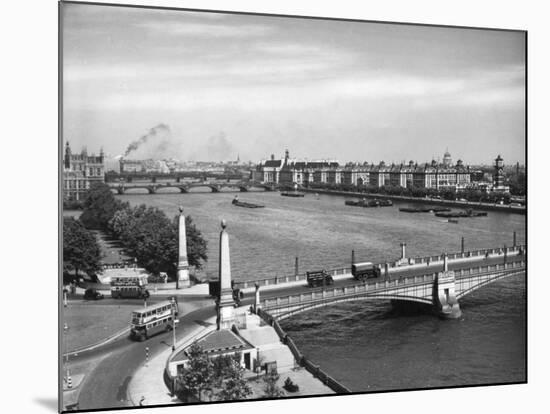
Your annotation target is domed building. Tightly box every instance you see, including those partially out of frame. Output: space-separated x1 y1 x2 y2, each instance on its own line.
443 149 453 167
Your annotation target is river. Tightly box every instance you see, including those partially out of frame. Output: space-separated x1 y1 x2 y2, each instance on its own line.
115 189 526 392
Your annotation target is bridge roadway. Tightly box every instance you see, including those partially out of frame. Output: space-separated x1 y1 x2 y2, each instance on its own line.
241 253 524 303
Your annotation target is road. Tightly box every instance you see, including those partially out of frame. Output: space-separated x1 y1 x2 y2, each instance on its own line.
245 253 525 301
75 300 216 410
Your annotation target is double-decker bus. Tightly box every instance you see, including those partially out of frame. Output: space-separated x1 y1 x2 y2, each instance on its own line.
130 300 179 341
111 273 149 299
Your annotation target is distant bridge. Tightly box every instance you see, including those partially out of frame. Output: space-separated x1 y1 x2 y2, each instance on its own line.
247 245 526 320
105 171 246 183
107 181 277 194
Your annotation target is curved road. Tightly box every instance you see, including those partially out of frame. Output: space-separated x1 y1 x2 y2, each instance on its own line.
76 301 216 410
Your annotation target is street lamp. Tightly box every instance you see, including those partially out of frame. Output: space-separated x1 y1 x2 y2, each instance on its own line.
171 297 177 351
63 323 71 388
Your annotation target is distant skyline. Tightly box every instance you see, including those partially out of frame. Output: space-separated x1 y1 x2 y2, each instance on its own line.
62 3 525 164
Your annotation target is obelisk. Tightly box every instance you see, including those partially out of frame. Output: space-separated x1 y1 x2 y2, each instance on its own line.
217 219 236 329
177 206 190 289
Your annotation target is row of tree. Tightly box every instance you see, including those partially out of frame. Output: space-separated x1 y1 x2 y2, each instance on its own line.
64 182 208 280
306 182 515 204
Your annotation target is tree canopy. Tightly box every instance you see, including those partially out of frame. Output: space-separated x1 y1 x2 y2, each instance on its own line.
63 217 102 279
80 182 128 230
175 343 252 402
107 205 207 277
74 182 208 278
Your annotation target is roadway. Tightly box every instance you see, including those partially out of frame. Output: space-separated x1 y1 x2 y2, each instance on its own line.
243 253 525 302
73 298 215 410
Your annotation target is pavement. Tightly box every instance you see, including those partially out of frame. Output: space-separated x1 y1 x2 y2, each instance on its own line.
126 310 334 407
127 315 218 406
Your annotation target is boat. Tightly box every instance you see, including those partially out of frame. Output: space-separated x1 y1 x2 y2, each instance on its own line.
435 209 488 218
345 198 392 208
448 218 459 224
281 191 305 197
399 206 451 213
231 196 264 208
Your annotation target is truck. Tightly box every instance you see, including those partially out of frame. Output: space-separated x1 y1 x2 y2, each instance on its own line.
351 262 381 281
208 280 243 306
306 270 334 288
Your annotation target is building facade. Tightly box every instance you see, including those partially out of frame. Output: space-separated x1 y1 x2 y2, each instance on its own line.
255 150 474 191
63 142 105 201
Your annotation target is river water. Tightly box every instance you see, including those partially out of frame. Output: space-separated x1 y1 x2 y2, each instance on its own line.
116 189 526 391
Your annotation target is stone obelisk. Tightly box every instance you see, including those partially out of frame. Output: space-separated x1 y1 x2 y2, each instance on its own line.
177 206 190 289
217 219 236 329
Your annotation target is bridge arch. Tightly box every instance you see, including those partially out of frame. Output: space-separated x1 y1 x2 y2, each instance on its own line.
456 269 525 300
265 291 433 321
120 186 151 194
153 186 181 194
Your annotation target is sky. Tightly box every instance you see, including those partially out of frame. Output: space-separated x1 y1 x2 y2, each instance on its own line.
62 3 526 164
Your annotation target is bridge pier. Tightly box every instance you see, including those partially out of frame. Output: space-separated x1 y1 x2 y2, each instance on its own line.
433 254 462 319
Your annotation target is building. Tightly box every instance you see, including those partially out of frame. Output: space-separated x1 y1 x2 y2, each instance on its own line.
63 142 105 201
119 159 144 173
255 149 339 185
254 150 475 191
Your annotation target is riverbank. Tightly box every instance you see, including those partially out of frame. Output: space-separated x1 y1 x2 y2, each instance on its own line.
301 188 526 214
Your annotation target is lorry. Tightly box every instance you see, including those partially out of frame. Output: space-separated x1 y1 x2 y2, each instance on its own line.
306 270 334 288
208 280 243 306
351 262 381 281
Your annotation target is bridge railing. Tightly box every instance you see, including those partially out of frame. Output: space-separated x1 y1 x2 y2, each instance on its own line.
238 245 525 288
261 257 526 310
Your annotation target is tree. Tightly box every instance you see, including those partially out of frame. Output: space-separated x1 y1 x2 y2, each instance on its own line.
262 372 285 398
80 182 128 230
216 358 252 401
175 342 215 402
107 206 208 278
63 217 102 280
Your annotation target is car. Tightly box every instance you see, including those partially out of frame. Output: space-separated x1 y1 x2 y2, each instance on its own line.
84 288 104 300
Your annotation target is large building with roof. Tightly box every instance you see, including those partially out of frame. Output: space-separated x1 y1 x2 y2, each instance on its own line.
63 142 105 201
255 149 472 190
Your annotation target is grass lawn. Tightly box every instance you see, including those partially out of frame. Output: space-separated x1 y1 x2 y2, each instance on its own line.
63 302 137 351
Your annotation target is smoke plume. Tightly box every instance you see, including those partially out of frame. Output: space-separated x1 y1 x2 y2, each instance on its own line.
124 124 171 157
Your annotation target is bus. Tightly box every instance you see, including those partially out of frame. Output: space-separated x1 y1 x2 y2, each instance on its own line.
130 300 179 341
111 273 149 299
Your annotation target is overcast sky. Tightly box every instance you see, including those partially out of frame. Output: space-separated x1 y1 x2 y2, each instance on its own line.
62 3 525 164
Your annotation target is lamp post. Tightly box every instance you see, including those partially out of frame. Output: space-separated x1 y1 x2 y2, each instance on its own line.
171 297 177 351
64 323 71 388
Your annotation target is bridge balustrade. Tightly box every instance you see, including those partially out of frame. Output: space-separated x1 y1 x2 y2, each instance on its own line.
241 244 525 291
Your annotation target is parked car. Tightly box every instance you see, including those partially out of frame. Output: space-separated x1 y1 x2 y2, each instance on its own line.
84 288 104 300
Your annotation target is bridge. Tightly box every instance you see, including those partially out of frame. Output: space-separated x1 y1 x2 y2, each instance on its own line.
105 171 246 182
107 181 277 194
240 244 526 320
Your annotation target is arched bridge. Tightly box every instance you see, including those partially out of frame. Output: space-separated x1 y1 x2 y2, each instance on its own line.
254 245 526 320
107 181 277 194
